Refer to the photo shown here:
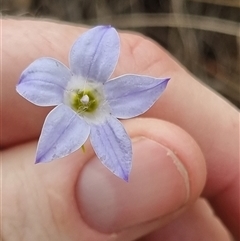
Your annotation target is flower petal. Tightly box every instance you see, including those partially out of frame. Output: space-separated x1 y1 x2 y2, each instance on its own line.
90 116 132 181
105 75 170 119
16 58 72 106
36 104 90 163
69 26 120 83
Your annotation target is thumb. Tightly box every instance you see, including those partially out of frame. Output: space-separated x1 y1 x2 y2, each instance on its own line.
2 118 206 241
77 118 206 238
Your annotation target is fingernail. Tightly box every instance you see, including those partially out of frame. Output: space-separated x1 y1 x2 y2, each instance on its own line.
76 138 189 233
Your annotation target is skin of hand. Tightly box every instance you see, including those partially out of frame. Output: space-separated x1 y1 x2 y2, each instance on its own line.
1 19 239 241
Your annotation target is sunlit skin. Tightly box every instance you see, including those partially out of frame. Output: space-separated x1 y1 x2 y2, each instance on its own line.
2 19 239 241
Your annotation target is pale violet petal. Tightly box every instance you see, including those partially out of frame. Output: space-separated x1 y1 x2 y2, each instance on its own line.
104 75 170 119
69 26 120 83
16 57 72 106
36 104 90 163
90 116 132 181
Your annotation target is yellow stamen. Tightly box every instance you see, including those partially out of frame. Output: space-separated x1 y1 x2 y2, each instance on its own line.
81 145 86 153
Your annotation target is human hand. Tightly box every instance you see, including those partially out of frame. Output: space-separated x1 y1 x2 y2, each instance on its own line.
2 19 239 241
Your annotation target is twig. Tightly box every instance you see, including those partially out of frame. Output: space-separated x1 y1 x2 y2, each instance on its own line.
87 13 239 37
187 0 240 8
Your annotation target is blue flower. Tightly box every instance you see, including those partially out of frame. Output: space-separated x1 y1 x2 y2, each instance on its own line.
16 26 170 181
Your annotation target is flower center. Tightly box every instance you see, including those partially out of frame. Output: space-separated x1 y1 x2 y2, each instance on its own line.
71 90 99 113
64 76 110 124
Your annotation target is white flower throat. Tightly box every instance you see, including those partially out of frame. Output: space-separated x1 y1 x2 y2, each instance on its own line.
64 76 110 124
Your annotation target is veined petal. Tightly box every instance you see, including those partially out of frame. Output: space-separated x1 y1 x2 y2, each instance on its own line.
69 26 120 83
90 116 132 181
105 75 170 119
36 104 90 163
16 58 72 106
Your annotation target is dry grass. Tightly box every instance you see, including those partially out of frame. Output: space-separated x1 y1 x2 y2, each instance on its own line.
1 0 239 107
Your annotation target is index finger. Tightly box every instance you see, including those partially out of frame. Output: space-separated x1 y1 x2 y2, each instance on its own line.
1 19 239 238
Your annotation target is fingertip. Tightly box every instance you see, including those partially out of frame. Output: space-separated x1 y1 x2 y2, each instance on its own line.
76 118 206 233
126 118 207 203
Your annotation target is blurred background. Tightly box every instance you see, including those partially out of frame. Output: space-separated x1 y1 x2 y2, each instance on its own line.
1 0 239 107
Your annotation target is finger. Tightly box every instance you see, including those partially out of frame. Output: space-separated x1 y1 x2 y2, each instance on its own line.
2 118 206 241
140 199 232 241
2 19 239 238
2 19 85 148
77 118 206 233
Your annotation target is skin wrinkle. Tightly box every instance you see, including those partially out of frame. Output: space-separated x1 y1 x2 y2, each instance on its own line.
209 170 239 207
46 187 77 238
35 178 71 239
115 206 188 241
208 161 237 197
122 35 172 76
26 22 73 65
132 42 160 75
4 169 31 240
31 34 51 61
146 58 177 77
115 35 141 75
3 148 78 241
40 24 74 61
127 36 143 71
38 177 63 239
3 209 24 241
202 115 239 198
40 33 55 51
24 172 57 240
115 33 177 81
35 143 98 240
45 192 66 240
